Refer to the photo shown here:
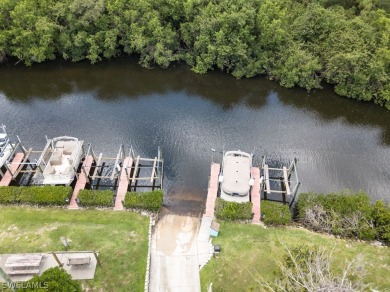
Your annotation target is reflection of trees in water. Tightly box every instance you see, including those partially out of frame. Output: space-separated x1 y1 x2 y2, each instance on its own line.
0 57 389 144
276 85 390 145
0 57 267 109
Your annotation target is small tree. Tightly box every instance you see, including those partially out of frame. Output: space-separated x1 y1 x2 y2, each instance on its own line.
24 267 81 292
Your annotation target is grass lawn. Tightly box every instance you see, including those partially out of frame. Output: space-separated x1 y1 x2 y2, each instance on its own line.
200 222 390 292
0 206 149 291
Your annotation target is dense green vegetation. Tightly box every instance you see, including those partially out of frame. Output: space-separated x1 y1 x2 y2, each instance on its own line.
24 267 82 292
124 190 163 212
0 0 389 108
0 206 149 291
200 221 390 291
77 189 114 208
215 198 252 221
297 191 390 244
0 186 72 206
261 200 291 226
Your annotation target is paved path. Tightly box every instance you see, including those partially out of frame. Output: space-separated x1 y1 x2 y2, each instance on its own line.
150 210 201 292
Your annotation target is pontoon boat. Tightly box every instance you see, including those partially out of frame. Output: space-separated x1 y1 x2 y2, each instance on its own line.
219 150 254 203
38 136 84 185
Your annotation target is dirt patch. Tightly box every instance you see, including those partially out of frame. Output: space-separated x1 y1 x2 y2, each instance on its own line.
7 225 18 231
36 224 60 235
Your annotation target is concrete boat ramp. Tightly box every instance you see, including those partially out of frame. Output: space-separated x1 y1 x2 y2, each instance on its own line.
150 165 221 292
150 211 202 292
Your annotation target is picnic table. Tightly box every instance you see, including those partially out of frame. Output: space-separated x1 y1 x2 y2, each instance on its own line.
5 254 42 275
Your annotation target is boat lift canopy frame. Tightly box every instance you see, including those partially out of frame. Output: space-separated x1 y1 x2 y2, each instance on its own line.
122 146 163 191
83 144 127 184
261 156 300 206
82 145 163 191
3 136 45 180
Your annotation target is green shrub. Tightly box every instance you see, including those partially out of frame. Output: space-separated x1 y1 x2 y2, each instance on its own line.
25 267 82 292
123 190 163 212
372 200 390 243
77 189 114 208
296 191 379 241
215 198 252 221
262 201 291 226
19 186 72 206
0 186 21 204
297 191 372 219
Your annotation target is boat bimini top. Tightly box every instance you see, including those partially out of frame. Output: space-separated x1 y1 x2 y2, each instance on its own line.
219 150 253 202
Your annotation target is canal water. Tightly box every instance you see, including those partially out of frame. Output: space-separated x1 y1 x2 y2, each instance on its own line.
0 58 389 209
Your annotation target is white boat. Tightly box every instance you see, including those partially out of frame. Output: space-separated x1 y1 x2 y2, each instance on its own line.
38 136 84 185
219 150 254 203
0 125 13 170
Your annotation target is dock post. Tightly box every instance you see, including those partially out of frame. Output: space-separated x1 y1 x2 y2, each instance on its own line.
4 162 14 178
81 165 90 184
158 147 164 190
16 135 27 155
90 146 97 163
120 145 126 160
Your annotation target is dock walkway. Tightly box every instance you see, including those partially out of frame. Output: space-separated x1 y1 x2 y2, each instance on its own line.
204 163 220 217
114 157 133 211
197 163 221 268
0 153 24 186
68 155 94 209
251 167 261 224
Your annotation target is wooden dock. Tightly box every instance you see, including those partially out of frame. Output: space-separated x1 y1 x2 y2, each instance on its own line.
0 153 25 186
251 167 261 224
68 155 94 210
114 157 133 211
204 163 220 218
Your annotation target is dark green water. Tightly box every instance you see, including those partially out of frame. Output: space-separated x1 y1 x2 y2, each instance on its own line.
0 58 389 208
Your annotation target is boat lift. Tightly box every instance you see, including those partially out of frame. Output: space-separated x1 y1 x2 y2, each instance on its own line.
123 147 164 191
2 136 46 183
80 145 163 191
1 129 164 191
261 156 300 206
81 144 127 187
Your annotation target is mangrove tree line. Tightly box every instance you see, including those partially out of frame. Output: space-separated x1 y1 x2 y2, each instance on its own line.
0 0 389 108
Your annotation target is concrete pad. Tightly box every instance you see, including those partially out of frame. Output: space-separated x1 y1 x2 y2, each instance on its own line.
53 252 98 280
197 216 214 269
0 252 98 282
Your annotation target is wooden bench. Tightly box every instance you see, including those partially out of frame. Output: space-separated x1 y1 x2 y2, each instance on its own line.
67 256 91 266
